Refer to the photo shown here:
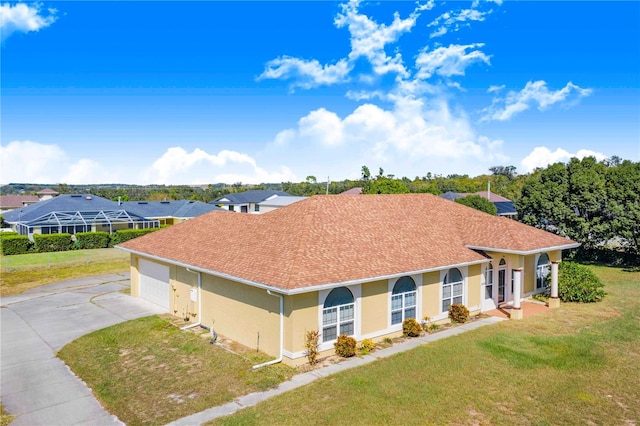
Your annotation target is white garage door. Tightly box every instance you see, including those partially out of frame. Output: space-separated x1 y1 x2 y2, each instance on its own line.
138 259 170 309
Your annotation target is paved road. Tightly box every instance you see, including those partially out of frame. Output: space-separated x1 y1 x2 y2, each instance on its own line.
1 273 167 425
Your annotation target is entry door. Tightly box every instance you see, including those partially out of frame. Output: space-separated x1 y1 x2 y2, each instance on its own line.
498 267 506 304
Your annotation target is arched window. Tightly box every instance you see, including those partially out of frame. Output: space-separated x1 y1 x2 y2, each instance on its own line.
391 276 416 325
536 253 551 289
485 262 494 299
322 287 354 342
442 268 463 312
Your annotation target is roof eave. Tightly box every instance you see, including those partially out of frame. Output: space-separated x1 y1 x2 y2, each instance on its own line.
117 246 491 296
465 242 581 256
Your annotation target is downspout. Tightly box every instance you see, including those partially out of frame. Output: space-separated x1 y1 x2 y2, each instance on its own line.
252 290 283 369
181 268 202 330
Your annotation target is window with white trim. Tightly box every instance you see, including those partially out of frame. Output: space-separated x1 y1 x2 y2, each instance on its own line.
322 287 354 342
391 276 416 325
536 253 551 289
442 268 463 313
485 262 494 299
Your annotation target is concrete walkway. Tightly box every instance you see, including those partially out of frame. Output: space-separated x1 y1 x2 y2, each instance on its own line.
167 315 506 426
1 273 167 426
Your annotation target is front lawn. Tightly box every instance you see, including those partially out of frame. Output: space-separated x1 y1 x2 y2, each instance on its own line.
0 248 129 296
210 265 640 425
57 315 295 426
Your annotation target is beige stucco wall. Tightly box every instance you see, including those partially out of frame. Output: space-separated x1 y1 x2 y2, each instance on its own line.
129 255 139 297
523 254 536 293
421 271 441 319
284 291 318 356
467 264 482 311
199 273 281 358
361 279 389 336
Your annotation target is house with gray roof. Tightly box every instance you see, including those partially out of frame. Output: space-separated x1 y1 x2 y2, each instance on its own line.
3 194 158 237
121 200 225 225
210 190 291 213
440 191 518 217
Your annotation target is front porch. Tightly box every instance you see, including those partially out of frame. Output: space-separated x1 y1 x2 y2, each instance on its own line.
485 300 550 320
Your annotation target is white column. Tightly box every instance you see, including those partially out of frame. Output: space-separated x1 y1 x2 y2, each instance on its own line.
550 262 559 299
513 268 522 309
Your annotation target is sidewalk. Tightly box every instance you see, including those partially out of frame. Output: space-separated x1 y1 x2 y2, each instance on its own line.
167 316 505 426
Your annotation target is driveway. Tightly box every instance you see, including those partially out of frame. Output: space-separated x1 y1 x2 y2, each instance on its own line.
1 273 167 425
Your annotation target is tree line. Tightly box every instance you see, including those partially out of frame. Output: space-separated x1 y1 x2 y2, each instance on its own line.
2 157 637 263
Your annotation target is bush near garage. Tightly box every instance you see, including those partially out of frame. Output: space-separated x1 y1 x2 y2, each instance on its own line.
75 232 110 249
0 235 33 255
109 228 159 247
33 234 73 253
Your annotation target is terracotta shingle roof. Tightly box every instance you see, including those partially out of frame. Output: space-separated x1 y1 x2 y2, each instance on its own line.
0 195 39 209
119 194 578 291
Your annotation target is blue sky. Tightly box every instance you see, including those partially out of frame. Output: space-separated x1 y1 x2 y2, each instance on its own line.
1 1 638 185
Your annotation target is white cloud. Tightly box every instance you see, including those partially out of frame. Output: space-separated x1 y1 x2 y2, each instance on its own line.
521 146 608 172
259 0 433 88
0 140 114 184
481 80 593 121
257 57 351 90
487 84 505 93
269 93 506 175
0 2 57 42
415 43 490 79
428 8 489 39
142 147 296 185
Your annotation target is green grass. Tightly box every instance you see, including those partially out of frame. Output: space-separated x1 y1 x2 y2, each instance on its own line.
209 265 640 425
58 315 296 426
0 404 14 426
0 248 129 296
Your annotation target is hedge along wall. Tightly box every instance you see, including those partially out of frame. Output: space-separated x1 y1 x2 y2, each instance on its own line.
33 233 73 253
109 228 159 246
75 232 110 249
0 235 33 255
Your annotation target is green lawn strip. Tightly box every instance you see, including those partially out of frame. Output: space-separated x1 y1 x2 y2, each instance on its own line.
0 248 129 296
1 248 127 272
210 266 640 425
0 404 15 426
57 315 295 426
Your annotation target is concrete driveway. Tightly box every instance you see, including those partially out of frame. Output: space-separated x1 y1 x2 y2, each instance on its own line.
1 273 167 425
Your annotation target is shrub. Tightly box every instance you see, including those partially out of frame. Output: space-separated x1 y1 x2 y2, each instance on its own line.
554 261 606 303
75 232 110 249
449 303 470 323
428 323 441 332
420 315 431 332
402 318 422 337
358 338 376 355
109 228 159 246
304 330 320 365
334 334 356 358
33 233 72 253
0 235 33 255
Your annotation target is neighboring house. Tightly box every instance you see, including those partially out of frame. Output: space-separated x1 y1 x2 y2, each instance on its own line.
0 188 60 214
211 190 291 213
257 195 307 214
3 194 159 237
121 200 225 226
36 188 59 201
0 195 40 215
340 187 363 195
440 191 518 216
118 194 578 367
